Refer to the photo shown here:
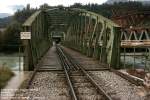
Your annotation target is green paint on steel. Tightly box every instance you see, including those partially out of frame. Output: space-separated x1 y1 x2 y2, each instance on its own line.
22 8 122 70
23 11 41 26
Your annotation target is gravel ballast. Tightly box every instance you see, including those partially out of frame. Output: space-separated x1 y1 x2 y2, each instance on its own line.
14 72 70 100
90 71 146 100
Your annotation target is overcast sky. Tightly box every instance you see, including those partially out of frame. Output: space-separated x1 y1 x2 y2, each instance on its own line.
0 0 108 14
0 0 147 14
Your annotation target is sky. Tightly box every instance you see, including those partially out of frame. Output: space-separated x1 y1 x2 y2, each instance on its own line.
0 0 148 14
0 0 108 14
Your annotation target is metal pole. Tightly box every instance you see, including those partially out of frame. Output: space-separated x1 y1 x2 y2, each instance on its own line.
19 45 21 71
145 48 147 71
141 48 143 65
100 46 102 62
133 47 135 69
124 47 126 69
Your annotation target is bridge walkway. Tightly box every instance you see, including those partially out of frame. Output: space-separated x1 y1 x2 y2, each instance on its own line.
37 45 63 71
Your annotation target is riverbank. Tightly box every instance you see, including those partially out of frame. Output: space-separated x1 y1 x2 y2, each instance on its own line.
0 66 14 89
0 71 32 100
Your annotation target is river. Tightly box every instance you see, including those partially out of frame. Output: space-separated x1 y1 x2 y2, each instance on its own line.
120 53 150 70
0 53 23 71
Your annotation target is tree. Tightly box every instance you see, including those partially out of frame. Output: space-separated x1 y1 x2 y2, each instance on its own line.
3 21 22 45
70 3 83 8
40 3 50 9
13 4 36 23
26 4 30 10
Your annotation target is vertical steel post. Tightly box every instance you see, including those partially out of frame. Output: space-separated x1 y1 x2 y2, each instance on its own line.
133 47 135 69
100 46 102 63
145 48 147 71
19 45 21 71
123 47 126 69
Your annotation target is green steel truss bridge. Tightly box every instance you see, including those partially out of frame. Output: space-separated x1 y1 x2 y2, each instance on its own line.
22 8 125 71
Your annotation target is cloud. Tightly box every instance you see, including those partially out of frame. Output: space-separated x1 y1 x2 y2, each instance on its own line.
9 5 25 11
0 0 108 14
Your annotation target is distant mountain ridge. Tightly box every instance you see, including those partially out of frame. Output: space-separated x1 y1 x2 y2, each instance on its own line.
0 13 12 18
0 16 12 28
106 0 150 5
141 0 150 5
106 0 129 4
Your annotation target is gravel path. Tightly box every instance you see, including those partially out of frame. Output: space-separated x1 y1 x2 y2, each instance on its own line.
90 71 146 100
14 72 70 100
38 46 63 71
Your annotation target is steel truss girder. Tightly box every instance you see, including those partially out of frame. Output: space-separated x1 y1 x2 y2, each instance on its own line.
64 9 121 68
23 8 121 69
23 10 51 71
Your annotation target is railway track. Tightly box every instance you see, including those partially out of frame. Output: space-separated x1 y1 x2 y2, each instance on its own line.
56 45 112 100
60 46 145 100
20 47 71 100
62 46 144 86
22 45 144 100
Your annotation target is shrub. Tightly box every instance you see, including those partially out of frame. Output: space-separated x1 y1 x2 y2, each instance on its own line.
0 65 14 89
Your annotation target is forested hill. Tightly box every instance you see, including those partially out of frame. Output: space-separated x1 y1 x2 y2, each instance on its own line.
70 1 149 18
106 0 150 5
0 4 36 52
0 1 150 52
1 1 150 28
106 0 128 4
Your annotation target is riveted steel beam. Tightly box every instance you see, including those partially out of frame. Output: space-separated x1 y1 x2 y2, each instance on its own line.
23 7 122 70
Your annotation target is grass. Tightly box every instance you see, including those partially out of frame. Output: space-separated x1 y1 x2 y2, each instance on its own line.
0 65 14 89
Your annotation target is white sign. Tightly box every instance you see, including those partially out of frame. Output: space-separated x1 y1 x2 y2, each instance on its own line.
20 32 31 39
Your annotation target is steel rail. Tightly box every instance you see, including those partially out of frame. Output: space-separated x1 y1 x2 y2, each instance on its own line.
61 45 146 93
56 46 78 100
69 57 112 100
60 48 79 70
57 45 113 100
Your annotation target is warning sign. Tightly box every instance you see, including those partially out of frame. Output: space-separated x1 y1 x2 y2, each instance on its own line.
20 32 31 39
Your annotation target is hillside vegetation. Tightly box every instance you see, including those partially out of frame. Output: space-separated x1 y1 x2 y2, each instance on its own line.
0 1 149 52
0 5 36 52
0 65 14 89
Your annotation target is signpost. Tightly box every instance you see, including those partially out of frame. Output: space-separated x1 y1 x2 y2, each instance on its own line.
20 32 31 40
20 32 31 71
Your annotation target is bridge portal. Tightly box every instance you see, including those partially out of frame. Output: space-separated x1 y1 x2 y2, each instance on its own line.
22 8 121 71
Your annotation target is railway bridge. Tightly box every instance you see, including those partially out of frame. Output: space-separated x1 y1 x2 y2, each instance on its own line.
22 8 121 71
10 7 150 100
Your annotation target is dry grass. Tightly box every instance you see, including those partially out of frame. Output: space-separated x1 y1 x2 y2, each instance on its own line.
0 66 14 89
